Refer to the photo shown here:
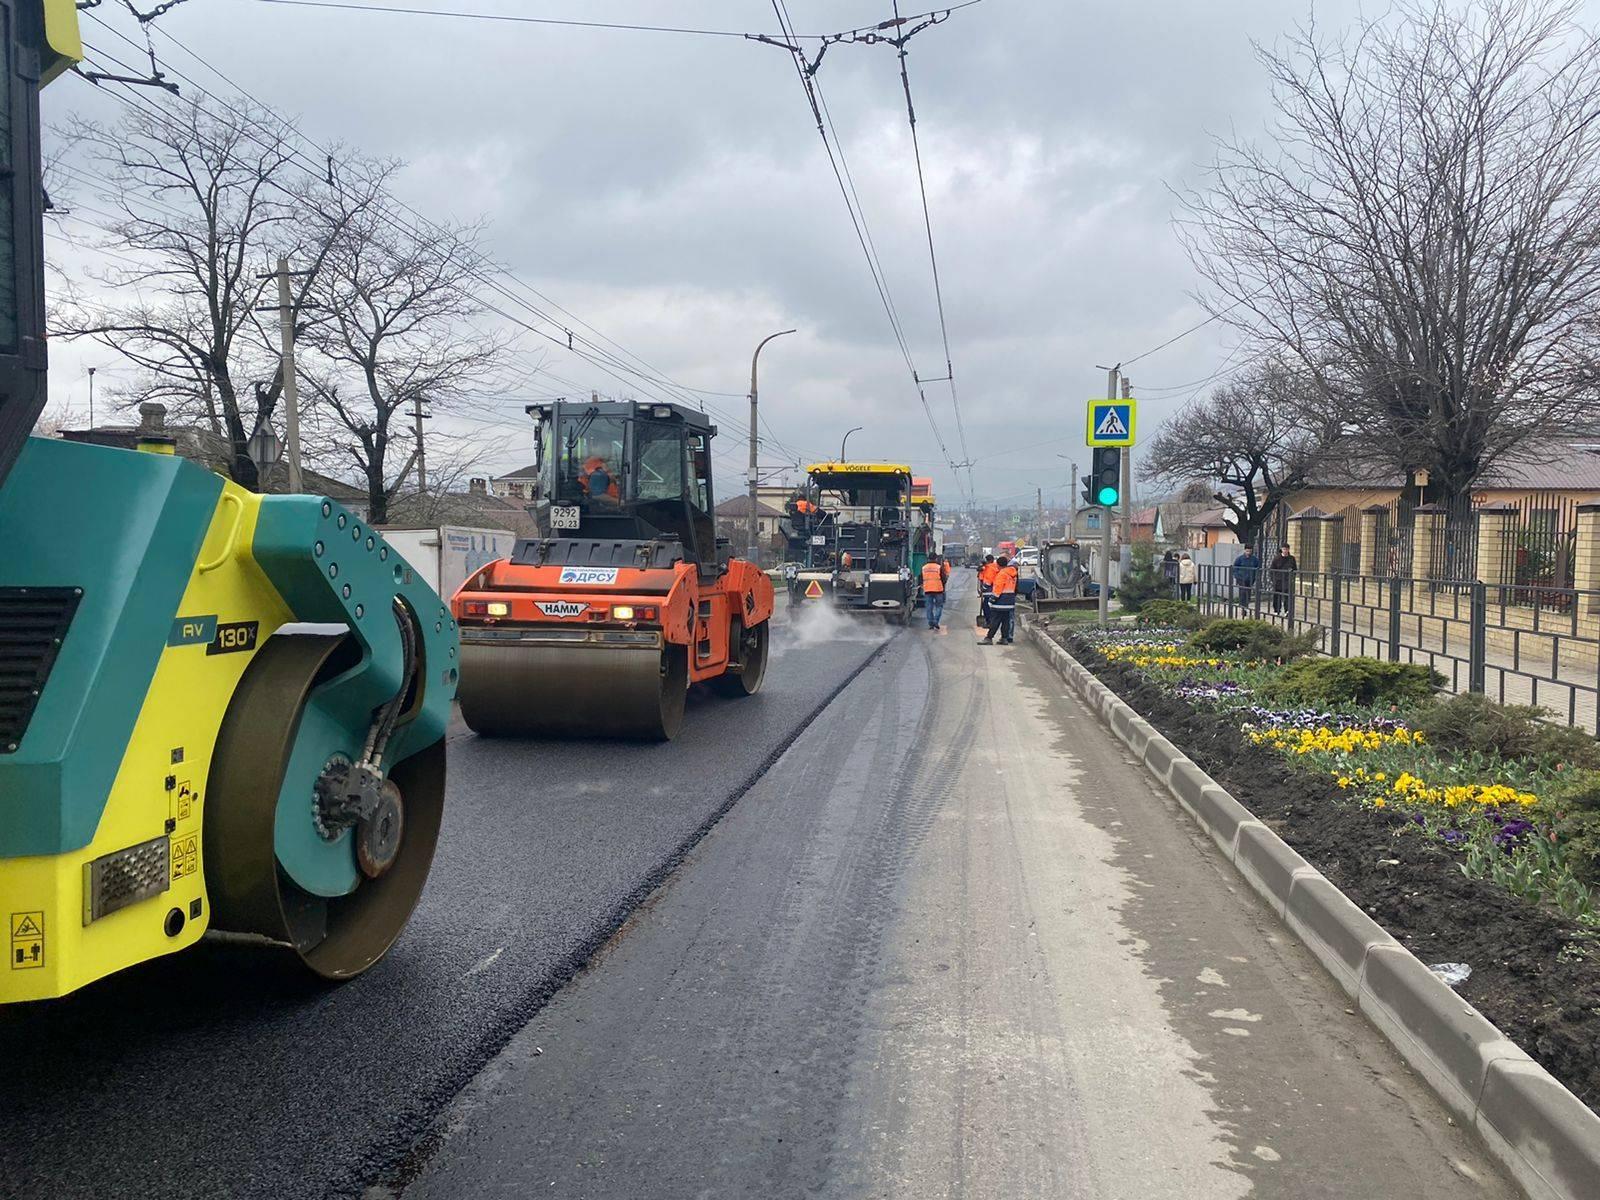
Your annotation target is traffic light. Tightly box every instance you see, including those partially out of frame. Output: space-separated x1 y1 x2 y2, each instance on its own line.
1090 446 1122 508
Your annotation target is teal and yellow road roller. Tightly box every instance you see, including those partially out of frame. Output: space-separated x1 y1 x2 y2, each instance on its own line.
0 2 458 1003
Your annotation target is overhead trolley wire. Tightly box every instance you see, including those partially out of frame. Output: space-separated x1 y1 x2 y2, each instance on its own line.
244 0 987 43
767 0 971 506
887 0 972 499
79 18 742 434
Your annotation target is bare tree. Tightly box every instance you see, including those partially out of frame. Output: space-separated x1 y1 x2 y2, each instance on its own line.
1143 361 1338 549
53 96 377 488
1180 0 1600 507
298 172 505 524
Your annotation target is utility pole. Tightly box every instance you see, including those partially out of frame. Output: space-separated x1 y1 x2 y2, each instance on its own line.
1099 364 1119 626
1120 374 1133 543
86 367 95 428
1069 461 1078 527
276 256 303 494
747 329 795 563
1036 486 1043 541
412 394 428 495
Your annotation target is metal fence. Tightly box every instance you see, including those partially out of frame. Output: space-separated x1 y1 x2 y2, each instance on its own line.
1505 493 1578 594
1187 564 1600 735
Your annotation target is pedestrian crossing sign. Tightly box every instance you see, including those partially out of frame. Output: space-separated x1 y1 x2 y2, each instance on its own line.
1086 398 1136 447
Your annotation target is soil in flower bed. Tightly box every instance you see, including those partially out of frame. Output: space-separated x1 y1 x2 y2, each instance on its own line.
1061 630 1600 1115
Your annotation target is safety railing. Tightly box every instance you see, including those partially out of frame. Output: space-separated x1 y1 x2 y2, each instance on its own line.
1188 565 1600 735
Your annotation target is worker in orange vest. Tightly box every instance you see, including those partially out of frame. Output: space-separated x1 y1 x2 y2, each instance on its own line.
920 552 950 632
977 554 998 629
982 555 1018 645
578 455 620 502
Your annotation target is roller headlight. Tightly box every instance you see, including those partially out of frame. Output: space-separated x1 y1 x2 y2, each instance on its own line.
783 564 798 578
487 601 509 617
611 605 635 620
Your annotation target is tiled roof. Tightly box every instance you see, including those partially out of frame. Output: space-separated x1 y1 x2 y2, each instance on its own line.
1306 441 1600 492
715 496 785 518
1481 442 1600 490
1183 506 1233 529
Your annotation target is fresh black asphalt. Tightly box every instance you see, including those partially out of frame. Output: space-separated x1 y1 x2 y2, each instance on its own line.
0 615 892 1200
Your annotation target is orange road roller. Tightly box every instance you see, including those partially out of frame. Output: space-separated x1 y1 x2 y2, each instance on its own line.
450 400 774 740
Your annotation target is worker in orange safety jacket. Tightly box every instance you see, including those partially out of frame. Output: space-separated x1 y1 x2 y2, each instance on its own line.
920 552 950 632
578 455 620 501
977 554 998 628
982 555 1018 645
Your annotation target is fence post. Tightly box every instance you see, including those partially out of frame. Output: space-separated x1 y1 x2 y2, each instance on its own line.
1388 574 1402 662
1321 512 1345 574
1574 503 1600 616
1360 505 1387 577
1474 502 1518 591
1411 503 1445 583
1329 571 1343 656
1469 581 1487 693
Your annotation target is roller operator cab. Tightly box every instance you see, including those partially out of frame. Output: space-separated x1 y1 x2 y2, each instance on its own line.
0 2 456 1004
781 462 918 624
450 400 774 741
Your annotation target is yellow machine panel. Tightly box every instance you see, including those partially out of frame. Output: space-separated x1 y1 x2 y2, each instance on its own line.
1 483 293 1002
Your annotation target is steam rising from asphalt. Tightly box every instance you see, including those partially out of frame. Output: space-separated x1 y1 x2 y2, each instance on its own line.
773 597 893 656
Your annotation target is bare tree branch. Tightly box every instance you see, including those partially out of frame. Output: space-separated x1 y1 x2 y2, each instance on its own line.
1179 0 1600 505
1142 359 1339 547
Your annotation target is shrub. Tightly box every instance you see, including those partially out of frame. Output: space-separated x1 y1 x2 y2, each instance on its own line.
1136 599 1205 630
1413 692 1600 770
1186 617 1320 660
1115 542 1170 614
1540 770 1600 890
1260 656 1442 707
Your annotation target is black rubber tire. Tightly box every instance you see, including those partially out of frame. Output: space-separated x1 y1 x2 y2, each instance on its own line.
709 620 769 698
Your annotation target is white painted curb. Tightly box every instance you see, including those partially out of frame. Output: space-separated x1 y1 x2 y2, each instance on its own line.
1025 622 1600 1200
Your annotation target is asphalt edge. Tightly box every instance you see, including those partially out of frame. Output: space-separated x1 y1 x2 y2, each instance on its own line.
351 631 900 1199
1023 621 1600 1200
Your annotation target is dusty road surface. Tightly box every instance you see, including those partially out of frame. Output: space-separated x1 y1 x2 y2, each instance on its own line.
392 576 1515 1200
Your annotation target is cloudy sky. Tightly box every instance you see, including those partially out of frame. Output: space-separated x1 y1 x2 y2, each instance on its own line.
42 0 1396 512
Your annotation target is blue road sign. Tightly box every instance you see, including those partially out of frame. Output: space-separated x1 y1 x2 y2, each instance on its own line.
1086 399 1136 447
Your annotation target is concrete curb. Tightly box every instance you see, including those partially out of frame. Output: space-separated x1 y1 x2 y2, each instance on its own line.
1024 621 1600 1200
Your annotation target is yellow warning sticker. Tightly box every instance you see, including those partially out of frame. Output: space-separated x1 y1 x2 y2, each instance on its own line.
10 910 44 970
10 912 41 938
176 780 193 821
804 579 824 599
171 834 198 881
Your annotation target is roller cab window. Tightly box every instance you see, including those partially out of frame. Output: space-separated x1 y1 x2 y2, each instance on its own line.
553 412 627 507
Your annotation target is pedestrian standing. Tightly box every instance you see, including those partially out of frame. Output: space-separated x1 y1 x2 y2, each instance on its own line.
1269 545 1297 614
1178 551 1196 601
977 553 998 629
1231 547 1261 610
1162 549 1179 597
982 555 1018 645
921 552 949 633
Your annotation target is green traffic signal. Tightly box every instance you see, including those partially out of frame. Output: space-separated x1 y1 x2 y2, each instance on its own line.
1097 485 1119 506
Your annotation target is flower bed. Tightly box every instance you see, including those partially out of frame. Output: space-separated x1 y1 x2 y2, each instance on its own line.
1059 620 1600 1114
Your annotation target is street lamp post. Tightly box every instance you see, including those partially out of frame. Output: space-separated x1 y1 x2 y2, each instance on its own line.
748 328 796 563
839 425 862 462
